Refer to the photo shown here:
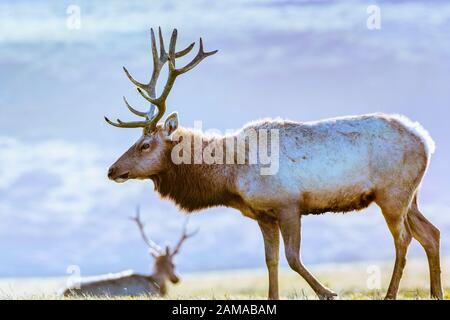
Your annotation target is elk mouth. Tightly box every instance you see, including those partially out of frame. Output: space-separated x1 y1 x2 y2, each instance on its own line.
114 172 130 183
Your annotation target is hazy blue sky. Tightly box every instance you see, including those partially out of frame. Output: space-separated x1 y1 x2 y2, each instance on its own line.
0 0 449 277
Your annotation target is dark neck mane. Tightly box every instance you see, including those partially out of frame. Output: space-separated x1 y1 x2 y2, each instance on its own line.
152 163 238 212
151 130 239 212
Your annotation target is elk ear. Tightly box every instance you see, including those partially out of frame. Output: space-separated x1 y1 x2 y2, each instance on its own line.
165 245 171 256
163 112 179 138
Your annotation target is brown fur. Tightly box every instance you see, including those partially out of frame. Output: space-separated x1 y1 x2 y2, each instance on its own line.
151 164 241 212
149 130 240 212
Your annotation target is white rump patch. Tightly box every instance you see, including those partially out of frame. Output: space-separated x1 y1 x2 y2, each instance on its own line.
389 114 436 156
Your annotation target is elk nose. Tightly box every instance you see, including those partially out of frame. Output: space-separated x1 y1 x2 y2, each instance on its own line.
107 167 116 179
171 275 180 284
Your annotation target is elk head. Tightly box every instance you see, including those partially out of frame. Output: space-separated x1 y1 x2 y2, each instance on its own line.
106 28 217 183
130 206 198 284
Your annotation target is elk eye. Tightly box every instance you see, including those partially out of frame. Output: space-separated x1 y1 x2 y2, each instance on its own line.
141 143 150 150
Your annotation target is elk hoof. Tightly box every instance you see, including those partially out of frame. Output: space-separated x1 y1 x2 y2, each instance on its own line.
318 290 338 300
431 292 443 300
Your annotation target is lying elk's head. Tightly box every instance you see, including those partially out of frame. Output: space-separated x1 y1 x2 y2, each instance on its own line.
105 28 217 183
130 206 198 284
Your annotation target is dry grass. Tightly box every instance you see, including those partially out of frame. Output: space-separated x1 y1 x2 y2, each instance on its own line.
1 258 448 300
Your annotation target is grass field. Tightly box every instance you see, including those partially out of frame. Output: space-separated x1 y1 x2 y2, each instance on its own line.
1 258 448 300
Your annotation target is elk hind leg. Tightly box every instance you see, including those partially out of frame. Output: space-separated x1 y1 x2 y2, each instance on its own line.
407 195 443 299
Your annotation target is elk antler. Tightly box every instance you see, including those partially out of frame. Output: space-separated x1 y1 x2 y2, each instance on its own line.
170 218 199 257
130 206 163 255
105 27 217 133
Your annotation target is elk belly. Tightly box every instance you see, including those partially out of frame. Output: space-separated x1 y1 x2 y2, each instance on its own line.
295 149 375 214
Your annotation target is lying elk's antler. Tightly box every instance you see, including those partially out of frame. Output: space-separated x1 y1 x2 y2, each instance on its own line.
170 218 199 257
105 27 218 134
130 205 164 255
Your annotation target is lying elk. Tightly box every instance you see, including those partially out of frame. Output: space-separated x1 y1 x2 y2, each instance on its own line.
64 208 197 297
105 27 442 300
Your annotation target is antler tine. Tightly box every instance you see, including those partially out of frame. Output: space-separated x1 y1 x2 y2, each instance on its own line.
130 206 163 254
158 27 166 59
104 116 153 128
123 96 147 118
123 96 156 120
168 29 178 67
175 38 218 75
150 28 159 71
123 66 147 90
175 41 195 58
170 218 199 256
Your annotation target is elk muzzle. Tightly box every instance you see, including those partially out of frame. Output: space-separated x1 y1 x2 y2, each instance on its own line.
107 166 130 183
169 273 180 284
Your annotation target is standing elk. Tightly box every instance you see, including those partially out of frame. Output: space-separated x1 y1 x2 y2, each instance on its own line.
105 27 442 300
63 207 197 297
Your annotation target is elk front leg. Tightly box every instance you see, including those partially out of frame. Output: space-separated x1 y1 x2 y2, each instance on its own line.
278 207 337 300
258 219 280 300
